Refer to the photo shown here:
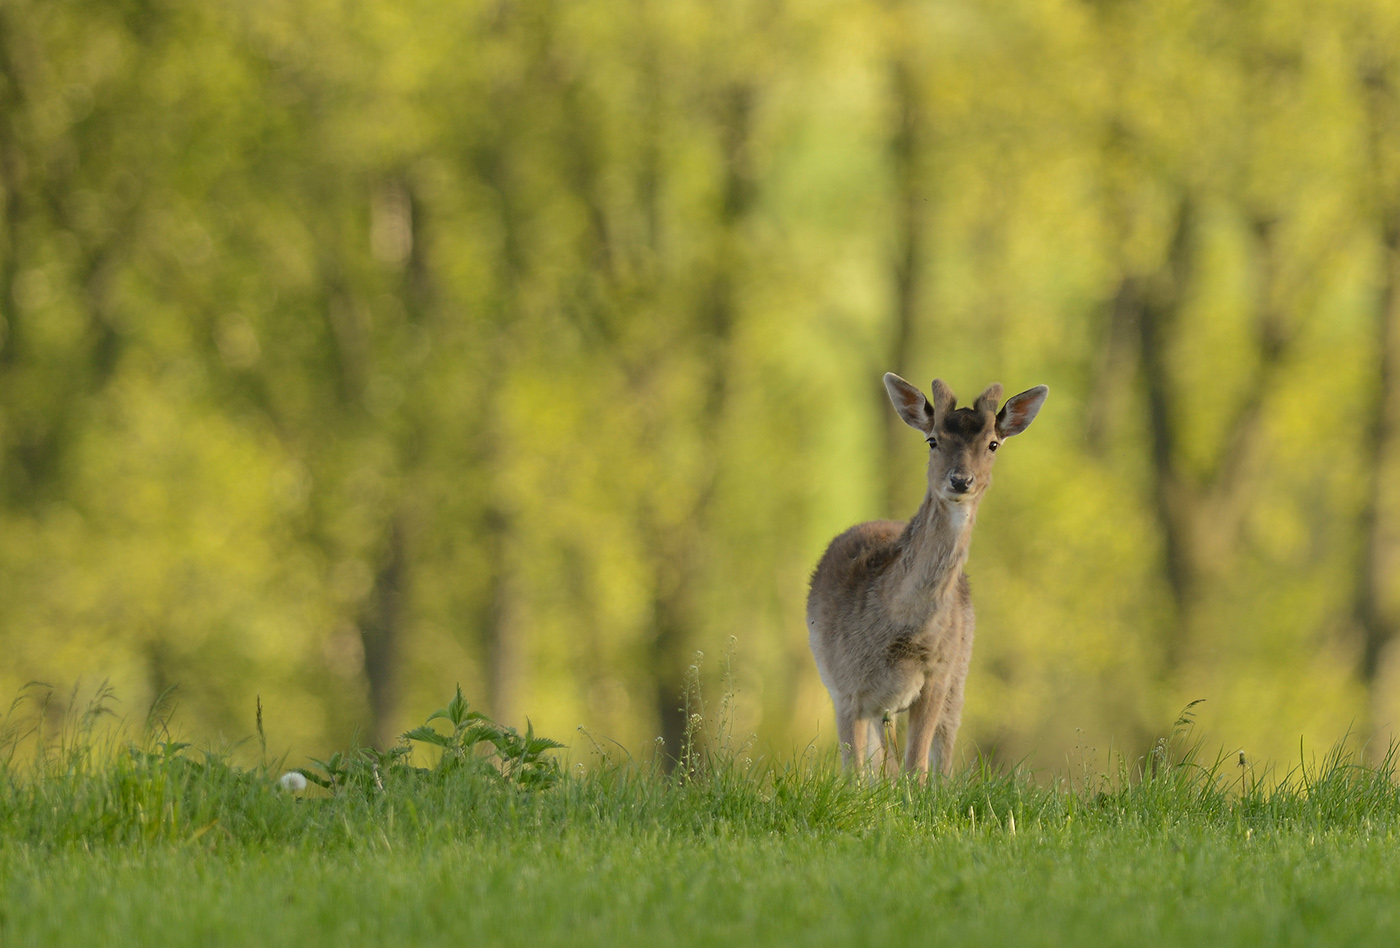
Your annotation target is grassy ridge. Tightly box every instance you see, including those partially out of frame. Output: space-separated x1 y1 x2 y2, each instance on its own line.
3 691 1400 946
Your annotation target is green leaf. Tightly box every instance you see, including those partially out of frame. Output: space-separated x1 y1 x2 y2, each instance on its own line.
445 686 469 727
296 767 333 789
359 745 412 768
461 723 500 748
158 741 191 759
402 725 453 748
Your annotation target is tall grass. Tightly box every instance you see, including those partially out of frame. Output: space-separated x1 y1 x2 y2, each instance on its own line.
2 680 1398 853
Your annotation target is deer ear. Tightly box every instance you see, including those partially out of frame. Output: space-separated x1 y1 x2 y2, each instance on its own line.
884 373 935 434
996 385 1048 438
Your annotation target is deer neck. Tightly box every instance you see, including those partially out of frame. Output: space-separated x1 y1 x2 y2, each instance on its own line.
885 492 978 627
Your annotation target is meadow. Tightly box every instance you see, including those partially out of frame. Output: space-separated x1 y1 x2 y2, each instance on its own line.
2 689 1399 947
6 7 1400 943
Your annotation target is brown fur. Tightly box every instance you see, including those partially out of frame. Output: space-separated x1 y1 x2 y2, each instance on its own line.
807 373 1047 778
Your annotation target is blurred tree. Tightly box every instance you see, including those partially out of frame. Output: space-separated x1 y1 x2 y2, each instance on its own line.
1084 0 1328 705
880 2 931 519
2 0 1399 773
1353 13 1400 739
0 0 149 504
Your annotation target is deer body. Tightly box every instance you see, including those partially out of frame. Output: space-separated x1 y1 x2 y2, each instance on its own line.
807 373 1047 777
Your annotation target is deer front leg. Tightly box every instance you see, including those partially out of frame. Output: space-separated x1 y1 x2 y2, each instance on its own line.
903 673 951 779
930 615 974 775
861 718 897 778
875 717 899 778
836 702 871 773
929 672 965 776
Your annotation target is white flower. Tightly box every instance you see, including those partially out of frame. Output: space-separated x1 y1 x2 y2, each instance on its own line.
279 771 308 792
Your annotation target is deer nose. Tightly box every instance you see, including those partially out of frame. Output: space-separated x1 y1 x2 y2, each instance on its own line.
949 473 974 493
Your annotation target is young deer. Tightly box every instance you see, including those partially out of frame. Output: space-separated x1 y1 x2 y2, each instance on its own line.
807 374 1047 778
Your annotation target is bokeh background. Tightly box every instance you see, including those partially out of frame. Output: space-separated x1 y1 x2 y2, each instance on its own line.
3 0 1399 773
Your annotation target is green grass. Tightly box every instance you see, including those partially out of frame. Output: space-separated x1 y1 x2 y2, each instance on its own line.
2 691 1400 946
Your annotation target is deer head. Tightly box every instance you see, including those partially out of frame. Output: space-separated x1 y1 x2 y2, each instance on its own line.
884 373 1048 505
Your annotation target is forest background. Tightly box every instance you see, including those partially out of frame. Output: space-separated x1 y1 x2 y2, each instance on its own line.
2 0 1399 774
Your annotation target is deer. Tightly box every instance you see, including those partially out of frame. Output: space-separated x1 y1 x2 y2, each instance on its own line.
807 373 1047 778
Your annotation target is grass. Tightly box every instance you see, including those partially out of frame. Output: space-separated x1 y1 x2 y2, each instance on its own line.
2 689 1400 946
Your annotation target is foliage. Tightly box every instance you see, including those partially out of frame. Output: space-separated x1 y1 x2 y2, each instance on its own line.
2 0 1400 773
298 686 565 793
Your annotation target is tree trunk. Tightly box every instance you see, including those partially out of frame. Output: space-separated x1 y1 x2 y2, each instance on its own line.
649 82 755 769
359 512 409 747
356 176 431 747
1354 223 1400 712
882 53 925 519
651 567 694 768
483 501 521 727
1133 195 1197 675
1354 59 1400 747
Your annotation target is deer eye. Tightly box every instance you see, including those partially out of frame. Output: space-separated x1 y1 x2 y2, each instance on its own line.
988 441 1000 452
926 438 938 449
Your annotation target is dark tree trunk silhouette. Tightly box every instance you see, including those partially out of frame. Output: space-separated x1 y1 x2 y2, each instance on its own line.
650 83 755 769
1352 60 1400 745
359 512 409 747
1354 222 1400 697
881 52 928 520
